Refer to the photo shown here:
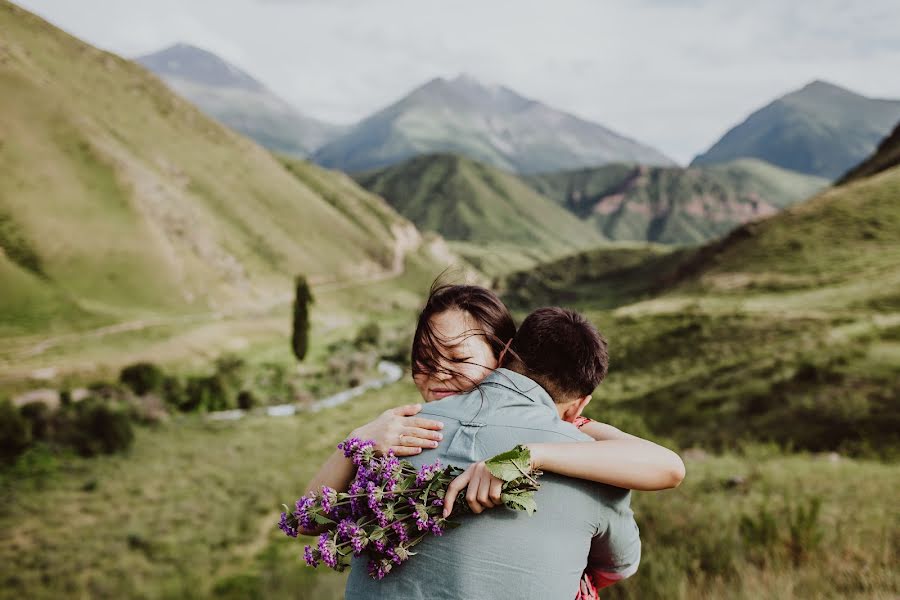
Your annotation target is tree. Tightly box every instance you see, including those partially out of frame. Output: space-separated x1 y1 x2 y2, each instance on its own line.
292 274 314 361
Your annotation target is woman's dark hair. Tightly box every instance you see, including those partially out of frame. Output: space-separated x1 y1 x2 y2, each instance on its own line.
411 282 516 382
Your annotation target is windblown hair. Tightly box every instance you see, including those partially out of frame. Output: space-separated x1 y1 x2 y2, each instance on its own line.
509 307 609 403
411 282 516 384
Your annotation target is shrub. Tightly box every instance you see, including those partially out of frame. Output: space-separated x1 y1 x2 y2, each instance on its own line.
57 398 134 457
161 376 187 409
354 322 381 349
19 401 52 440
787 497 823 566
0 400 32 462
119 362 165 396
237 390 257 410
184 375 230 412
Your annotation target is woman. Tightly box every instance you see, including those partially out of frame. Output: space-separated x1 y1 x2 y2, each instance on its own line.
305 283 685 596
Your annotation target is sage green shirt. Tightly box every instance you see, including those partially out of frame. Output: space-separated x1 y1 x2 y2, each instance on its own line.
345 369 641 600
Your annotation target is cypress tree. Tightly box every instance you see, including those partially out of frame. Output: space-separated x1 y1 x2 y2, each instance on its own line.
291 275 314 361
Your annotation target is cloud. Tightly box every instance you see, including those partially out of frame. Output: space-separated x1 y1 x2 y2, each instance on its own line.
12 0 900 163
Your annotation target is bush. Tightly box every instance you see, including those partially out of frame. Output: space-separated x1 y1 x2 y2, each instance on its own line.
119 362 165 396
19 401 52 440
184 375 229 412
354 322 381 349
237 390 257 410
0 400 32 462
161 376 187 409
57 398 134 457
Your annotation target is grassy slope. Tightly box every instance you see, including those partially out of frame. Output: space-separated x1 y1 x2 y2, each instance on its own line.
504 164 900 453
1 380 897 600
355 153 605 269
524 159 827 245
0 2 418 336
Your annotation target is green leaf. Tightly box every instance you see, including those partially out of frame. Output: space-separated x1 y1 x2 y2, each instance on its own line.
312 512 336 525
501 491 538 515
485 444 532 482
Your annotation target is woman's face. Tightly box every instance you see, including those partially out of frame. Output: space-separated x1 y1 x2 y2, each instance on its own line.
413 309 499 402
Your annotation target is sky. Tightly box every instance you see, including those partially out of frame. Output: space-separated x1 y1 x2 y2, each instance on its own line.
13 0 900 164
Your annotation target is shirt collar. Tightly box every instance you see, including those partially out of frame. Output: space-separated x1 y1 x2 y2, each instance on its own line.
479 368 559 413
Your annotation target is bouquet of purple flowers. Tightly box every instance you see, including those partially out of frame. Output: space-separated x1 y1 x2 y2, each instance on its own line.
279 437 542 579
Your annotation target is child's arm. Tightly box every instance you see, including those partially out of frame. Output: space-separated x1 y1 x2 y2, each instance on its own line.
526 436 685 491
442 427 685 516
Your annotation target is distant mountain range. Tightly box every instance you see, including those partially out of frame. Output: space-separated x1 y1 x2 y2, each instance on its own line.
314 74 675 174
692 80 900 180
0 4 431 333
526 159 827 245
137 44 345 157
355 150 825 248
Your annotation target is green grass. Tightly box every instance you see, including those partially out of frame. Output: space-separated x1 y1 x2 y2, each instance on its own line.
2 380 896 599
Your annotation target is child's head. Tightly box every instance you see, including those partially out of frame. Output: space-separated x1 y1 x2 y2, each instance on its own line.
508 307 608 415
411 283 516 402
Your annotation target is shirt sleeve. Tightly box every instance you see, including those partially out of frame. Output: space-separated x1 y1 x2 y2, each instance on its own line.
586 509 641 586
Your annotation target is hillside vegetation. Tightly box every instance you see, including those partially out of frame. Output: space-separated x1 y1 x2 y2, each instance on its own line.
0 1 426 336
504 157 900 455
355 153 605 271
525 159 827 245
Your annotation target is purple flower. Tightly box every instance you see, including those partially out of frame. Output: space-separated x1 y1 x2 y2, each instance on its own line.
293 494 316 530
304 545 320 567
367 558 391 580
392 521 410 543
320 486 338 516
415 461 442 486
338 437 376 466
318 532 338 569
278 512 298 538
351 529 367 555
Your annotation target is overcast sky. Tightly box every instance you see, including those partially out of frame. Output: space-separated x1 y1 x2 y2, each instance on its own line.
14 0 900 163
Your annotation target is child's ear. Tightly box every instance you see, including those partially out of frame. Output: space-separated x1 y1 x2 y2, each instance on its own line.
562 395 591 422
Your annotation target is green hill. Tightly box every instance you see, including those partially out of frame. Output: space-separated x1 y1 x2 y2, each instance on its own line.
525 159 827 245
691 80 900 179
0 1 424 336
354 153 605 271
503 160 900 454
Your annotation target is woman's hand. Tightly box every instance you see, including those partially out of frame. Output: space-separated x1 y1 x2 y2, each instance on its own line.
441 461 503 517
350 404 444 457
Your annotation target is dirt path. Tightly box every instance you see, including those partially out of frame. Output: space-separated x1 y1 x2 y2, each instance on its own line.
9 226 423 361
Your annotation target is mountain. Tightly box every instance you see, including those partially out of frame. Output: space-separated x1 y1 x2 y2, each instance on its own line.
0 2 428 334
838 121 900 185
313 74 675 174
691 80 900 180
136 43 344 156
354 153 605 272
525 159 827 245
